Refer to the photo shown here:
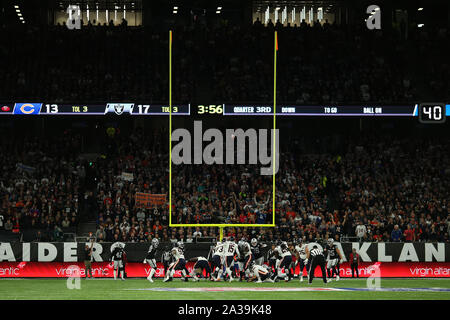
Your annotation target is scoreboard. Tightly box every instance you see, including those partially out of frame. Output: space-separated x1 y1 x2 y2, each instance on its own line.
1 103 190 115
1 102 449 122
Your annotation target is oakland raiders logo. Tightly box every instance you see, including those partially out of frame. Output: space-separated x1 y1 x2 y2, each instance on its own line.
105 103 134 115
114 104 124 115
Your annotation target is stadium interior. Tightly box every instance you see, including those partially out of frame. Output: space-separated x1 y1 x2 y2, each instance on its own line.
0 0 449 300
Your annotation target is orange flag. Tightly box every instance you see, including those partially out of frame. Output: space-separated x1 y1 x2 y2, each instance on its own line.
275 32 278 51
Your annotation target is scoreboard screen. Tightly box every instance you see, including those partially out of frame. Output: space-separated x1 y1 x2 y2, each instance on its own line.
1 102 449 122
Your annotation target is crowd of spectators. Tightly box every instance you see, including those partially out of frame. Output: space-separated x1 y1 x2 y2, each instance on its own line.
0 132 85 241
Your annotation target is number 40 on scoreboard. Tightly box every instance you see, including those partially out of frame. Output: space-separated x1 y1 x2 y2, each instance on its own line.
418 103 446 124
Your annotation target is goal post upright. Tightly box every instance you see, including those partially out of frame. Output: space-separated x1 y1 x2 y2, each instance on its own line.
169 30 173 226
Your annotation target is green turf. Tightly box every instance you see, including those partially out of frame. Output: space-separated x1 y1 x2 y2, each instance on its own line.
0 278 449 300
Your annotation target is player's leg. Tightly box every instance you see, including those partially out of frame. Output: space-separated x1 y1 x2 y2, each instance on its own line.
277 257 287 280
189 262 200 280
179 259 188 281
119 262 125 280
113 261 118 280
299 259 305 282
308 258 316 284
164 261 176 282
147 259 156 282
334 260 340 281
286 256 293 281
216 258 225 281
225 256 233 282
321 258 330 283
326 259 332 278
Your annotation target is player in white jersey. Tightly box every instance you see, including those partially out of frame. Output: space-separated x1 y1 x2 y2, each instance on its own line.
274 241 293 281
220 239 240 282
210 240 225 281
294 238 308 282
248 262 275 283
164 242 188 282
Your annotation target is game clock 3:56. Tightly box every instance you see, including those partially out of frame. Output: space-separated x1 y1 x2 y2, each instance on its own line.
418 103 446 124
197 104 223 115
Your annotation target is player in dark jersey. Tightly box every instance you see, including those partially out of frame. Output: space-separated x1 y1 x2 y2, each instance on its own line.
250 238 267 265
144 238 159 283
189 256 212 281
266 244 277 274
111 244 125 281
324 238 343 281
161 245 173 278
238 239 253 281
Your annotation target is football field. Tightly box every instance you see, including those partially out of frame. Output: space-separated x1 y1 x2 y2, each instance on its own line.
1 278 449 300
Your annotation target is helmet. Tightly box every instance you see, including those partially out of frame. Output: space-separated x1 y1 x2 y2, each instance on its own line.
327 238 334 246
229 236 235 242
222 237 227 243
151 238 159 247
177 241 184 249
251 238 257 246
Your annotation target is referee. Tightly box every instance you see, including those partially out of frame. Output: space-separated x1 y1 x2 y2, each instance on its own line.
305 245 331 284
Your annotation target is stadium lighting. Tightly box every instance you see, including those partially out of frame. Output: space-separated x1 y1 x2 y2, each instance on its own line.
14 5 19 9
275 7 280 11
16 9 20 12
17 13 22 16
418 8 424 11
217 7 222 10
216 10 220 14
418 24 424 27
19 16 23 20
174 6 178 10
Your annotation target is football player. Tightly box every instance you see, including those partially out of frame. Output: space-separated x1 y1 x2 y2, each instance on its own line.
161 245 173 278
238 238 253 281
250 238 267 265
111 243 125 281
274 241 293 281
294 237 308 282
143 238 159 283
188 256 212 281
209 240 225 281
164 241 189 282
221 237 239 282
325 238 344 281
248 262 275 283
266 243 278 273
